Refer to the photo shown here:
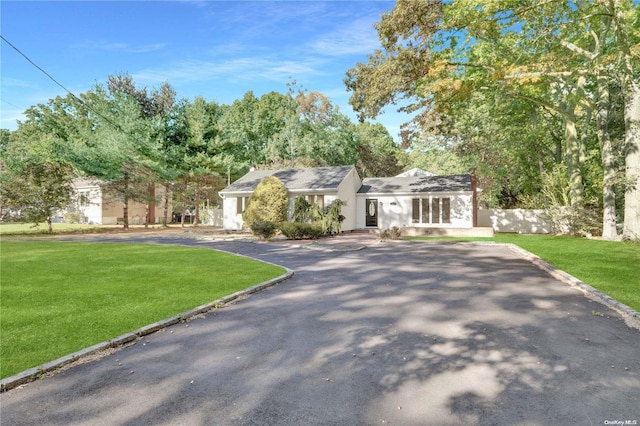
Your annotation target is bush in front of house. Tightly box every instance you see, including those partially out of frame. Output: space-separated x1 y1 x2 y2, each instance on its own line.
250 221 278 240
64 212 82 224
279 221 324 240
288 195 346 238
380 226 402 240
243 176 288 232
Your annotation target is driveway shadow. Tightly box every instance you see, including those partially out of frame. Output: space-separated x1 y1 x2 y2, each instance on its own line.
1 239 638 425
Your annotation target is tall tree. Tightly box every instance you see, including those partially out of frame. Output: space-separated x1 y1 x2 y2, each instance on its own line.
181 96 226 225
346 0 639 237
1 127 76 232
73 85 160 230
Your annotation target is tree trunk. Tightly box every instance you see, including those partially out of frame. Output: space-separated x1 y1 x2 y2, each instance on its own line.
122 171 130 230
563 106 584 208
610 0 640 239
162 184 170 227
193 190 200 227
597 74 618 240
46 216 53 233
623 80 640 239
123 195 129 230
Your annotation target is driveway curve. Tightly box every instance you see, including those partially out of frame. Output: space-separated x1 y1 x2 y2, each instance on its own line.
1 236 639 425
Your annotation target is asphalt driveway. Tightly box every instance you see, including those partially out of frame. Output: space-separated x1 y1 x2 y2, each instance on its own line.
1 237 639 425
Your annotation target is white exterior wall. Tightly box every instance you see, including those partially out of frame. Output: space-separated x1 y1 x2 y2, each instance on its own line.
357 193 473 229
222 195 246 230
478 208 560 234
75 185 104 225
335 167 361 232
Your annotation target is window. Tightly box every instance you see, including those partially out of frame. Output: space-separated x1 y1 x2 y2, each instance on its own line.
411 196 451 224
431 197 440 224
236 197 248 214
442 198 451 223
78 191 90 207
421 198 430 223
307 195 324 208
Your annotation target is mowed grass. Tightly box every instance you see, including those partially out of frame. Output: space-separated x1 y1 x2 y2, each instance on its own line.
407 234 640 312
494 234 640 312
0 241 286 379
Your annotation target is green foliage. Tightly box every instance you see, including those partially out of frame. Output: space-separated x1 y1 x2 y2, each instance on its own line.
345 0 640 235
63 212 83 224
243 176 288 230
320 199 346 236
354 122 404 178
249 221 279 240
278 221 324 240
520 164 600 236
0 163 76 232
283 197 346 238
292 196 314 222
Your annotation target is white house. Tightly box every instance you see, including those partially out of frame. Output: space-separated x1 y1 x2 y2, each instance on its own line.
356 174 477 230
219 165 361 231
219 166 478 232
68 178 170 225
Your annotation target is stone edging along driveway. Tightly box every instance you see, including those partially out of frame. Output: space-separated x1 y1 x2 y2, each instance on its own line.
502 243 640 331
1 238 638 393
0 252 293 393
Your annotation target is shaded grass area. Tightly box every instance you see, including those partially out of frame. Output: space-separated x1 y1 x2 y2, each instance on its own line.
0 241 286 379
407 234 640 313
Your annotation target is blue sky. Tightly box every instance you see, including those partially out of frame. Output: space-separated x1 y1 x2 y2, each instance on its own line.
1 1 406 137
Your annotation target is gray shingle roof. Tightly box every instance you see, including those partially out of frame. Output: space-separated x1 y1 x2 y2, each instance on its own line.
221 165 355 194
358 174 472 194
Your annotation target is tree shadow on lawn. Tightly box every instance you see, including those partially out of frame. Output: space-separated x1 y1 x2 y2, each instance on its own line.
1 241 639 425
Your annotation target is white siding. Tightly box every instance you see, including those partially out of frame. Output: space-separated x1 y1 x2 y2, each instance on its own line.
357 193 473 229
335 167 361 231
222 196 245 230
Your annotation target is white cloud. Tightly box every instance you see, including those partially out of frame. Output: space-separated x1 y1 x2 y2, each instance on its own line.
133 56 324 86
73 41 166 53
308 14 382 56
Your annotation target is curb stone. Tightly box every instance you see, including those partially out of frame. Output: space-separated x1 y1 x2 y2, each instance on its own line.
503 243 640 332
0 268 294 393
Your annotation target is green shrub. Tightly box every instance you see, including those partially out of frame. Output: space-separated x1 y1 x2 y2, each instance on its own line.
64 212 82 224
321 199 346 236
250 221 278 240
293 196 313 222
243 176 288 230
279 221 324 240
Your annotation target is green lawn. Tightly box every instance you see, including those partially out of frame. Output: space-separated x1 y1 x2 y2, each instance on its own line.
408 234 640 313
0 241 286 379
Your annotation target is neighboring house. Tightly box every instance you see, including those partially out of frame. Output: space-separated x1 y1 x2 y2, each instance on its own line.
68 178 171 225
219 166 478 232
219 165 361 231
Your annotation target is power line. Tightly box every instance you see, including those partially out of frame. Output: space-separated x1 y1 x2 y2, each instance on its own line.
0 34 125 132
1 35 78 100
0 98 23 110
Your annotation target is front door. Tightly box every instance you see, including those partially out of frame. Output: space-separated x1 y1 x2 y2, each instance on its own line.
365 198 378 227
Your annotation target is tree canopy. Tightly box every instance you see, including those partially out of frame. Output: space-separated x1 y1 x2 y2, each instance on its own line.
345 0 640 239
